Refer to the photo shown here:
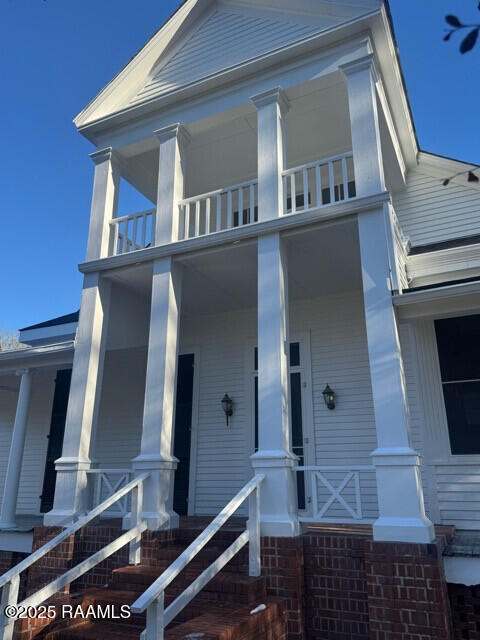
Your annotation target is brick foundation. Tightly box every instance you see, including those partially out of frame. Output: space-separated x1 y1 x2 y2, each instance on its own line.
303 531 370 640
449 584 480 640
364 539 453 640
11 524 466 640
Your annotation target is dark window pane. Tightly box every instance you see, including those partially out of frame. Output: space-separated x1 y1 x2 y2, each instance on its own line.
290 372 303 449
442 381 480 454
435 315 480 382
290 342 300 367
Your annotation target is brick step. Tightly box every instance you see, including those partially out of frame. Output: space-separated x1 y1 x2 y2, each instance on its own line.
141 544 243 571
111 565 266 604
42 598 286 640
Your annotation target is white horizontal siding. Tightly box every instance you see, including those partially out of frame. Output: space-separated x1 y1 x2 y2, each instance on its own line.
435 466 480 528
393 167 480 247
131 7 323 105
93 347 147 469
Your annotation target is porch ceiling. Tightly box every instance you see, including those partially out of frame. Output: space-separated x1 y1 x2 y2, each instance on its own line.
106 219 362 316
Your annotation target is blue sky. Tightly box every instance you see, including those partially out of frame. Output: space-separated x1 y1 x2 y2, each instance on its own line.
1 0 479 332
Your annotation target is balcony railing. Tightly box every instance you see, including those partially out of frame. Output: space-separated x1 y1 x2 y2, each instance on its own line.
107 152 355 254
282 152 355 215
109 208 155 256
178 178 258 241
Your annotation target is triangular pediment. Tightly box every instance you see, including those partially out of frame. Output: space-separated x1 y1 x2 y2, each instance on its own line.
75 0 382 130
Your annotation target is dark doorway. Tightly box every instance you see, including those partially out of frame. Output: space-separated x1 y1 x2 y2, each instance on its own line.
173 354 195 516
40 369 72 513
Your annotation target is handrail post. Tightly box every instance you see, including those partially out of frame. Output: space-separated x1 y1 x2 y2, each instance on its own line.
1 575 19 640
146 593 164 640
129 480 143 565
248 483 261 577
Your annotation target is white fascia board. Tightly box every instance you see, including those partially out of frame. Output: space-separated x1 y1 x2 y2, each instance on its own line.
444 557 480 586
74 0 213 129
85 35 373 151
0 341 74 374
77 10 380 145
408 243 480 286
393 281 480 320
19 322 78 346
417 151 480 190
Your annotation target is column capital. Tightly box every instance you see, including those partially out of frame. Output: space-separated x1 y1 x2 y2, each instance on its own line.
89 147 114 166
15 368 30 377
250 87 290 115
339 53 378 82
154 123 191 147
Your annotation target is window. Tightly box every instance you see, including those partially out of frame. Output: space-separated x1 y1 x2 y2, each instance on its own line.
435 315 480 455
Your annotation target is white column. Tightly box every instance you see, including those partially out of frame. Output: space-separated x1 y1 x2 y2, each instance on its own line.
340 54 385 197
343 55 434 543
132 257 182 530
252 233 299 537
0 370 32 529
85 147 120 262
153 123 190 246
251 87 289 221
44 272 111 526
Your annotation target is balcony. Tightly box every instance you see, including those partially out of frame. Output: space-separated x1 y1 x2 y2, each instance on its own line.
108 151 355 257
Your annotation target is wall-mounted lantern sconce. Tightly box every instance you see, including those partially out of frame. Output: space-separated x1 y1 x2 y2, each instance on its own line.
221 393 233 425
322 384 336 410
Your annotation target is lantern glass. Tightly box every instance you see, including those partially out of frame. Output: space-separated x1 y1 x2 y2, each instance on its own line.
322 384 335 410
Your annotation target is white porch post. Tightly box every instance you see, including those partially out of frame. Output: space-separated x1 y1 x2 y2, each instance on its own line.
132 124 188 530
342 55 434 543
85 147 120 261
251 87 289 222
251 88 299 537
44 272 111 526
153 123 190 246
0 370 32 529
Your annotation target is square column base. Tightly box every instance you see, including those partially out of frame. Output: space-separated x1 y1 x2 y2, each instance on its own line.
131 454 179 531
372 447 435 543
43 458 93 527
251 450 301 538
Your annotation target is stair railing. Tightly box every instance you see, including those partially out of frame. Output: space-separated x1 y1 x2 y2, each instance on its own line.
0 472 149 640
131 474 265 640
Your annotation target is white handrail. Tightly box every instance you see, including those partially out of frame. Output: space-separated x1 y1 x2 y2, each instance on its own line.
0 473 148 640
179 178 258 206
132 474 264 639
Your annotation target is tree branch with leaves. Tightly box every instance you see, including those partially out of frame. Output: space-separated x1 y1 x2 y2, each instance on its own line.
444 2 480 52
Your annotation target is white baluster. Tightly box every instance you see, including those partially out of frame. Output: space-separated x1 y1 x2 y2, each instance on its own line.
250 183 255 223
195 200 200 238
216 194 222 231
146 595 165 640
290 173 296 213
129 481 143 565
205 197 211 235
248 485 261 577
302 168 309 210
185 203 191 239
1 574 19 640
342 156 349 200
315 165 322 208
328 161 335 203
238 187 244 226
227 190 233 229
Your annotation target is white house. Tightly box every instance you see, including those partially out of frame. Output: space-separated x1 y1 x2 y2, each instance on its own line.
1 1 480 639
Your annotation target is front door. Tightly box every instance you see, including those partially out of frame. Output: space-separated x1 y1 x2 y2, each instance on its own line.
40 369 72 513
173 353 195 516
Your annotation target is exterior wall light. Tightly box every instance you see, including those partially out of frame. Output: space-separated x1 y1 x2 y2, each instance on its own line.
322 385 335 410
221 393 233 425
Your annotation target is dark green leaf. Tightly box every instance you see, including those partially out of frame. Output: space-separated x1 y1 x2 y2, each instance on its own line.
442 179 450 186
446 15 462 27
468 171 479 183
444 32 452 41
460 28 479 53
